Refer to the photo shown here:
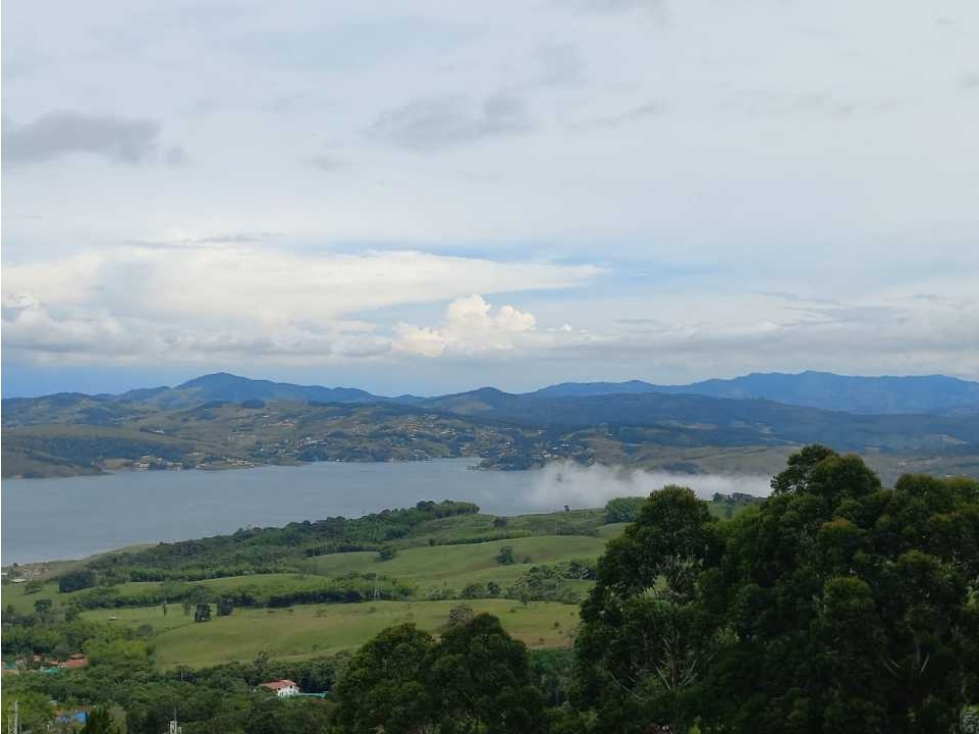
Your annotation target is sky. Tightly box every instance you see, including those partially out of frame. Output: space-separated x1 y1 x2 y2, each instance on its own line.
2 0 978 397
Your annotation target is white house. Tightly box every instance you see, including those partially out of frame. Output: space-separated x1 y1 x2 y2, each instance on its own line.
260 679 300 698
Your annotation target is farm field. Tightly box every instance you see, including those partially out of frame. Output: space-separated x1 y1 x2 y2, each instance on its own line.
80 599 581 667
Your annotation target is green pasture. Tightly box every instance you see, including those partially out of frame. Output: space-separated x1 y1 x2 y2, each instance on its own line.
81 599 581 668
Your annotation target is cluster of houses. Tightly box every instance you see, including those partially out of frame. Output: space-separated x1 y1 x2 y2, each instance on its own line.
3 653 89 675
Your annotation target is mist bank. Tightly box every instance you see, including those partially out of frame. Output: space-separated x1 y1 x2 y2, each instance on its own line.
529 461 772 509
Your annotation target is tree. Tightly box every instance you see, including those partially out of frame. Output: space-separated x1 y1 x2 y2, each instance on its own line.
58 569 97 593
461 583 486 599
574 446 979 733
217 597 234 616
603 496 646 523
335 623 437 734
336 615 546 733
82 705 115 734
433 614 546 734
576 485 721 733
194 603 212 622
446 603 476 629
377 545 398 561
496 545 516 565
1 692 53 733
34 598 53 620
567 559 596 580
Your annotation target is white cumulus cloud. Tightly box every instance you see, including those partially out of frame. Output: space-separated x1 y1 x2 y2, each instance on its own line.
394 294 593 357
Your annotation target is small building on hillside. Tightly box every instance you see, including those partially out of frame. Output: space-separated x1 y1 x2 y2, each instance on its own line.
60 654 89 669
259 679 300 698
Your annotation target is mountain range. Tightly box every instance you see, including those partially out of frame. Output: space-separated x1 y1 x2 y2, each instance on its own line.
532 372 979 416
9 369 973 416
3 370 978 480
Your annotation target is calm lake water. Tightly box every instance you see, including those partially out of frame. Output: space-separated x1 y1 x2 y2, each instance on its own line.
1 460 552 564
1 459 773 565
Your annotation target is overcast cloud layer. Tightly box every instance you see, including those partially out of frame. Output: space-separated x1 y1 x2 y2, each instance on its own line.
2 0 977 395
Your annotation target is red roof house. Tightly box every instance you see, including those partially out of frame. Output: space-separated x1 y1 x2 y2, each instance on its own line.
259 679 300 698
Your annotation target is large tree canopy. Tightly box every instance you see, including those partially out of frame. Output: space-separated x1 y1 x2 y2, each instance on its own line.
336 614 545 734
575 446 979 733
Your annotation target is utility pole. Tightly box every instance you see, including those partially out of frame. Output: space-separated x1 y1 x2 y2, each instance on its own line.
8 701 19 734
168 707 182 734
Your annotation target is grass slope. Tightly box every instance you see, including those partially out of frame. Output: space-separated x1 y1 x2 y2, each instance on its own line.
81 600 581 668
303 535 606 587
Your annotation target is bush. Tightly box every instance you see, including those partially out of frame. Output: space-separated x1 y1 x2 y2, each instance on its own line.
496 546 516 565
461 583 486 599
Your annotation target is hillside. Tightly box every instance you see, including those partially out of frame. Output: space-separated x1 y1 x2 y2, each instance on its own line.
1 495 753 667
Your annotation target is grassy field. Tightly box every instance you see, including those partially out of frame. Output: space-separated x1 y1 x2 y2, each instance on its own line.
81 599 581 667
303 535 606 587
396 509 607 547
3 533 607 613
2 580 63 614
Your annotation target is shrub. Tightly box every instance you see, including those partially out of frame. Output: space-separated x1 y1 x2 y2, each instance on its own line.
496 546 516 565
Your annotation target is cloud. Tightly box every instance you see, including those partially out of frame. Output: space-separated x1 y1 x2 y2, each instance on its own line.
165 146 191 168
2 249 599 363
393 294 598 358
121 232 278 249
571 100 665 131
562 0 670 21
537 44 584 87
394 295 537 357
961 74 979 90
0 292 394 364
308 153 348 172
368 92 532 151
1 294 140 358
2 111 161 168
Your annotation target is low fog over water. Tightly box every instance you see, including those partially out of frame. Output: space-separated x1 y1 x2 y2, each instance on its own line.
529 461 772 508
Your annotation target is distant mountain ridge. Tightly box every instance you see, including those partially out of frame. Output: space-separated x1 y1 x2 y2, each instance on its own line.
4 370 979 480
4 370 979 428
533 371 979 415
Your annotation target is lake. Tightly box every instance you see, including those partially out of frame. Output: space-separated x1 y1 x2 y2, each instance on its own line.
1 459 772 564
